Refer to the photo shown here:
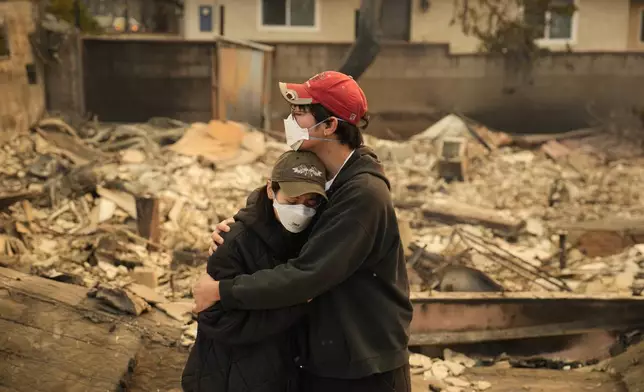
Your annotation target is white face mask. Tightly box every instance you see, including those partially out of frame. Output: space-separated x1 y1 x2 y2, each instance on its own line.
273 199 316 233
284 114 339 151
284 114 313 151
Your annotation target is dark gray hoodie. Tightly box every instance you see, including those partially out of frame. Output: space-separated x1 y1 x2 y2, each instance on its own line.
219 147 413 379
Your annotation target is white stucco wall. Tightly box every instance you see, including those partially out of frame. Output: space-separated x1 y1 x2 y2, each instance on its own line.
183 0 220 40
182 0 636 52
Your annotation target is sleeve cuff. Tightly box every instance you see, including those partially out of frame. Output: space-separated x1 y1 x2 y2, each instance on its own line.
219 278 241 310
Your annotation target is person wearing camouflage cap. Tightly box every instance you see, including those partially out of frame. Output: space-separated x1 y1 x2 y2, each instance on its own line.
269 151 327 233
182 151 327 392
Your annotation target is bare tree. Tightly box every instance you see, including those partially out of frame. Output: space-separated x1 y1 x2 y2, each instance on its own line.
337 0 383 80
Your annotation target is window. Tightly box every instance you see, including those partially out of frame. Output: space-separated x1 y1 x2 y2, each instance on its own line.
640 10 644 42
261 0 316 28
0 17 9 58
524 0 577 41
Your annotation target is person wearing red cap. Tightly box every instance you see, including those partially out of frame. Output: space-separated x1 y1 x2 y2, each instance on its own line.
193 71 413 392
278 71 368 153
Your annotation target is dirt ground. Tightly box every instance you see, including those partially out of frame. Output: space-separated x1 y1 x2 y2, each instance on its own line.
411 368 627 392
607 340 644 392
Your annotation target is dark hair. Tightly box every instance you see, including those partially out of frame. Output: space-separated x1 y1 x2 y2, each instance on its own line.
254 182 280 222
297 104 368 149
271 181 280 195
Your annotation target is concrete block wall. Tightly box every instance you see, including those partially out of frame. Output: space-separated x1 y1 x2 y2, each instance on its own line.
0 0 45 136
269 43 644 135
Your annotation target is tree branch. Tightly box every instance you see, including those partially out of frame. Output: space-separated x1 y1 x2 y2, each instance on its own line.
337 0 384 80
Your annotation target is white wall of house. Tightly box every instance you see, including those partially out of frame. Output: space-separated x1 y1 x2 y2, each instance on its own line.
221 0 360 43
182 0 639 52
183 0 220 40
573 0 630 52
412 0 633 53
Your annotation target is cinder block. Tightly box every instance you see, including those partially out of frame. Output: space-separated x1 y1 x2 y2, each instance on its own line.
131 267 159 288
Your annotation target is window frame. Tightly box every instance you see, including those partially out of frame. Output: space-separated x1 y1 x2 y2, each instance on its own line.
258 0 320 31
524 0 579 45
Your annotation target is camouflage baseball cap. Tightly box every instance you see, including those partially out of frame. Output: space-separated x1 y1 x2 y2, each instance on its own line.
271 151 327 200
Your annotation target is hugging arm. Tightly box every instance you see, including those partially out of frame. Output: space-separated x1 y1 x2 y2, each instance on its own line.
219 184 381 310
198 239 306 344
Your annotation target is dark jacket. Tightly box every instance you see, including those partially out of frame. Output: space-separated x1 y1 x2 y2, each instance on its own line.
219 147 413 379
181 191 308 392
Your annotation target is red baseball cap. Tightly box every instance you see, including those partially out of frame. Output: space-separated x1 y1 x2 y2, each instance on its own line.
279 71 368 126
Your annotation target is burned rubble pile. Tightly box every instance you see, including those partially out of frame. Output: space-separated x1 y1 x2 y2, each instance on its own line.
368 114 644 294
2 113 644 390
0 116 286 339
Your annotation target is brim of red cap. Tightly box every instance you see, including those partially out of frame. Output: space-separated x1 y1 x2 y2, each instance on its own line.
279 82 319 105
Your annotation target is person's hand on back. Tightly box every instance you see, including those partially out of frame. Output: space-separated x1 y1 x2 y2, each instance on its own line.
208 216 314 303
192 274 221 313
208 217 235 255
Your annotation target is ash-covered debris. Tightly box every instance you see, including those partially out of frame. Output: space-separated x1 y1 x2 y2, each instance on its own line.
2 113 644 353
0 115 284 343
369 114 644 295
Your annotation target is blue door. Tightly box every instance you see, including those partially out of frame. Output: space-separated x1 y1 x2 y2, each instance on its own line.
199 5 213 32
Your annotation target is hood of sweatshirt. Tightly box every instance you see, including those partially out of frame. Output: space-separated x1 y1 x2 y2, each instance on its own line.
328 146 390 194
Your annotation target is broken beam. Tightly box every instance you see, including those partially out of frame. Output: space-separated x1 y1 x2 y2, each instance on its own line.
135 195 160 249
410 319 644 346
409 292 644 346
0 267 186 392
558 218 644 257
0 191 43 210
511 128 599 148
422 199 524 235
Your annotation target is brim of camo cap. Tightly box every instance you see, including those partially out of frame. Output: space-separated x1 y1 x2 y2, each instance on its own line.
280 181 327 200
